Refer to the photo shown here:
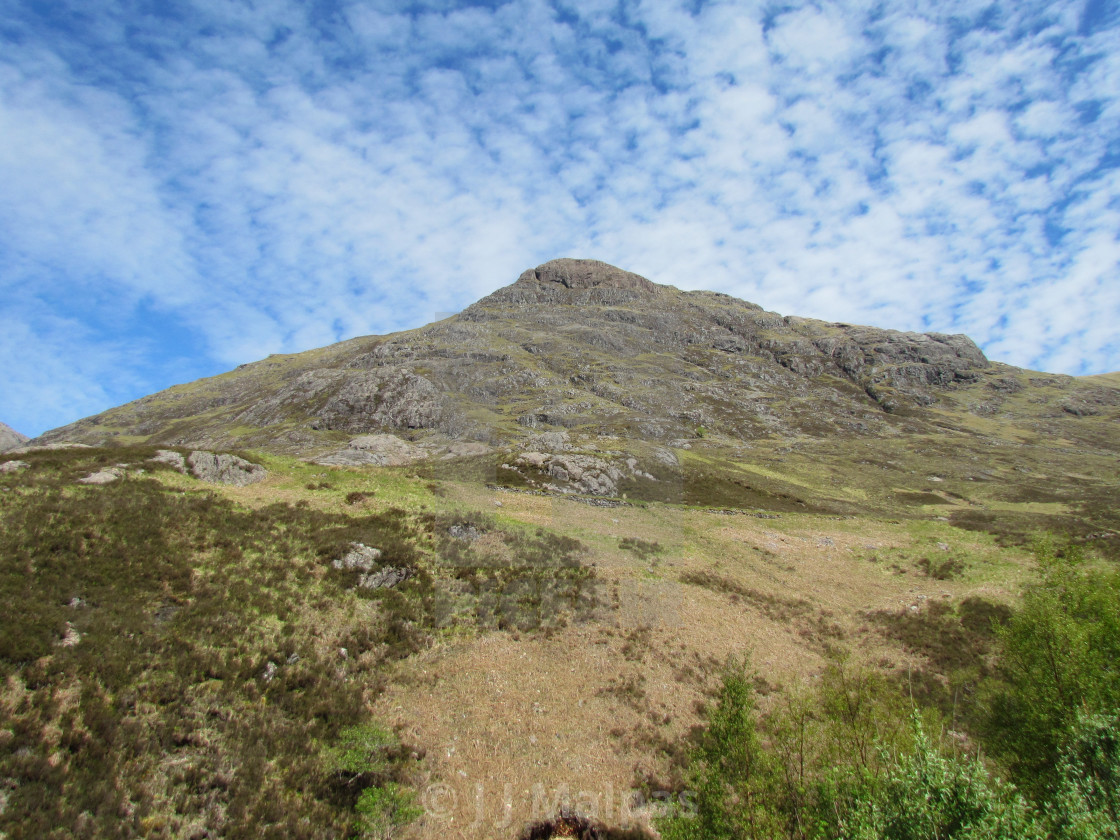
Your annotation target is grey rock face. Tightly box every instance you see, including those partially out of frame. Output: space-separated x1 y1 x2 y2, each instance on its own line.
316 433 427 467
0 422 29 453
318 369 445 432
188 451 267 486
150 450 188 473
78 468 122 485
0 460 29 474
332 543 383 572
359 566 413 590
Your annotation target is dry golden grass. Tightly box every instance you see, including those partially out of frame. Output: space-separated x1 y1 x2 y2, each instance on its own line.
357 480 1041 839
121 454 1050 839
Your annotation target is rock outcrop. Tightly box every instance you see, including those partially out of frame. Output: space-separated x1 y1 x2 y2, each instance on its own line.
316 434 426 467
520 258 658 293
316 434 491 467
331 543 383 572
150 450 188 473
78 468 123 485
505 451 633 496
187 451 267 486
330 543 411 590
0 422 30 453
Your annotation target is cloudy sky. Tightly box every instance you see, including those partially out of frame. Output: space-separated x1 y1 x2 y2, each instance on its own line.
2 0 1118 436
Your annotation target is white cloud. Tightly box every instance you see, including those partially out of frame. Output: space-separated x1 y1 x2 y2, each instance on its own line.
0 0 1117 436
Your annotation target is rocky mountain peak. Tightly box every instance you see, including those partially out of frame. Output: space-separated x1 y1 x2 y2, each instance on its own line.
0 422 30 453
516 258 658 294
31 258 1120 463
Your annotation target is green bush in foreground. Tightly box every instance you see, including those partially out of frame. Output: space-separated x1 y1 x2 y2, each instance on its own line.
1048 711 1120 840
655 539 1120 840
328 724 421 839
984 541 1120 796
657 657 781 840
355 783 422 840
841 714 1042 840
659 665 1046 840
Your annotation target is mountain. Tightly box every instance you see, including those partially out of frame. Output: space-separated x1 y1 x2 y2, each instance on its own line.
36 259 1120 537
6 260 1120 839
0 421 29 453
37 258 1117 449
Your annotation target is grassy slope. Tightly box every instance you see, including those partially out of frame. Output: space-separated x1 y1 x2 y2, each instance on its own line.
1080 371 1120 388
7 436 1112 838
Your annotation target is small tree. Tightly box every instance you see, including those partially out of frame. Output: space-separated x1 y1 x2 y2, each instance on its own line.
985 541 1120 795
355 782 422 840
327 723 420 839
658 656 781 840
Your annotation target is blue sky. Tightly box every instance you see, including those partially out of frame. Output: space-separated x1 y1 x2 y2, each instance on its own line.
2 0 1118 436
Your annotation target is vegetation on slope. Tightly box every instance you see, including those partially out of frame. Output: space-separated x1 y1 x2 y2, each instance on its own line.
0 446 596 838
3 440 1120 839
655 542 1120 840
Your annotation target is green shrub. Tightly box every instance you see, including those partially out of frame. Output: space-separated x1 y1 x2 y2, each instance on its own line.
984 541 1120 795
1048 711 1120 840
841 714 1043 840
330 723 399 779
355 783 422 839
765 655 913 839
327 724 421 838
658 656 781 840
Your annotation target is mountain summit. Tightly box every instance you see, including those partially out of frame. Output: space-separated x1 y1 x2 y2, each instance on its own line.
35 259 1118 484
517 258 658 293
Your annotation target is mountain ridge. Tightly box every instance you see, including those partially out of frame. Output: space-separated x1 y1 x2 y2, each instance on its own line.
33 260 1017 446
35 260 1118 465
0 421 29 453
32 259 1120 504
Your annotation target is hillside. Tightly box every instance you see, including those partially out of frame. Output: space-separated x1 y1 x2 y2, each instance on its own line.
5 260 1120 838
0 421 29 453
35 258 1120 553
41 259 1120 459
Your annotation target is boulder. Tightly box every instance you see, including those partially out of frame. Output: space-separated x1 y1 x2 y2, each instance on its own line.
0 460 29 474
448 523 482 541
332 543 383 572
78 468 123 485
188 451 267 486
150 449 188 473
